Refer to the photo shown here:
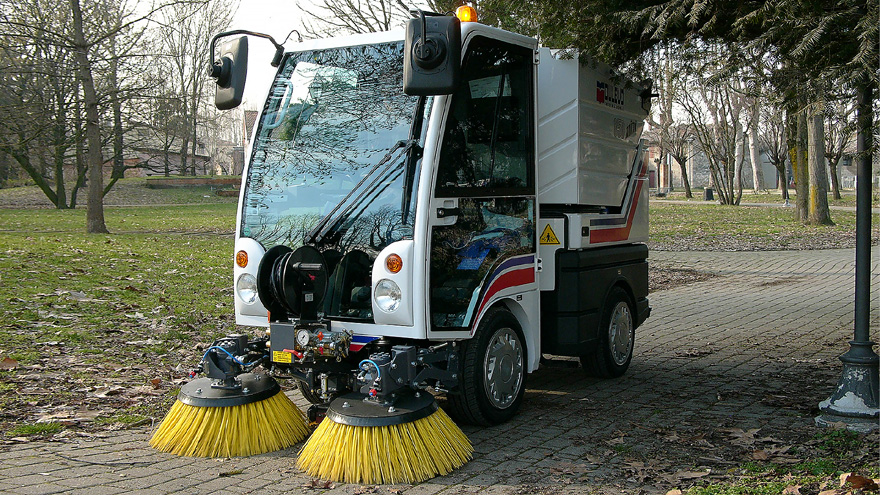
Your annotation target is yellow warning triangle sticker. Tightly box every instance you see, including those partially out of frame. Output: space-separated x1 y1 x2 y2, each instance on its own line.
539 224 560 245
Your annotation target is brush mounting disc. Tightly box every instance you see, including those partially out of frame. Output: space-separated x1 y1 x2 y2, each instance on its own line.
177 373 280 408
325 392 438 427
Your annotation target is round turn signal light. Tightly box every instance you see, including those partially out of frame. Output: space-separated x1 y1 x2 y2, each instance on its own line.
385 254 403 273
236 250 248 268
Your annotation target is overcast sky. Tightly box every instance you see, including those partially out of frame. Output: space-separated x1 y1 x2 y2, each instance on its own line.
232 0 308 106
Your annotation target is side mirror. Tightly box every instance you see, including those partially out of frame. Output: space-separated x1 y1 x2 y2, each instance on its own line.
403 12 460 96
210 36 248 110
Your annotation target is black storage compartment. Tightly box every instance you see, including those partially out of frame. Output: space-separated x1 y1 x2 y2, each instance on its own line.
540 244 648 356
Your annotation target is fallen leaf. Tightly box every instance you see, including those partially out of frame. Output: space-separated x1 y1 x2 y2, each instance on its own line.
550 462 588 474
308 479 333 489
0 357 19 370
672 470 711 481
752 450 770 460
72 408 102 422
92 386 126 398
666 490 683 495
719 427 761 446
663 432 681 442
150 378 162 388
219 469 243 477
782 485 802 495
843 474 879 491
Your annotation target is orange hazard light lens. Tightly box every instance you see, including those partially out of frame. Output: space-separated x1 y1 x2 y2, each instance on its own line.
456 5 478 23
385 254 403 273
236 250 248 268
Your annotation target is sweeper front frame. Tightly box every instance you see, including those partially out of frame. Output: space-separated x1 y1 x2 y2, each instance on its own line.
220 11 652 427
152 7 653 484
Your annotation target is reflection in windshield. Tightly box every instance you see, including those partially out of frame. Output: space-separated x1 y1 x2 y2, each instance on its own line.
242 42 423 254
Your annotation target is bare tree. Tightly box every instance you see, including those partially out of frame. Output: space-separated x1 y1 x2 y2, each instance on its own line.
0 0 82 209
759 102 791 202
154 0 234 176
747 101 764 193
807 100 833 225
297 0 455 37
677 60 749 206
646 42 694 198
787 103 809 221
824 98 855 200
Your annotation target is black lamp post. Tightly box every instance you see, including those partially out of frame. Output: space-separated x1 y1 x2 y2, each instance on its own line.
816 82 879 431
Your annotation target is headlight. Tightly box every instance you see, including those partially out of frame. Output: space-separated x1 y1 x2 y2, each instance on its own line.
374 279 401 313
236 273 258 304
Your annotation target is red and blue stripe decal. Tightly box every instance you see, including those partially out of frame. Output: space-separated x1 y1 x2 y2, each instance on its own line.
589 159 648 244
471 254 536 325
349 334 379 353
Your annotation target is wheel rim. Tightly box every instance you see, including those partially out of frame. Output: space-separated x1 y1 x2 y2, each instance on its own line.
608 301 633 366
482 327 524 409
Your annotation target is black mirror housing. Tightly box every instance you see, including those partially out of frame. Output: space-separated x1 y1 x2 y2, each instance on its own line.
212 36 248 110
403 15 460 96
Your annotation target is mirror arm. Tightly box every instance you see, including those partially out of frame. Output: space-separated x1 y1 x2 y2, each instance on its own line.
210 29 285 70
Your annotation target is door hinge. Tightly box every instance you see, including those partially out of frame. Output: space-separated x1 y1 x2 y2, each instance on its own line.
534 49 540 65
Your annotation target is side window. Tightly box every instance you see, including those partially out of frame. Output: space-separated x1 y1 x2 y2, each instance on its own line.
435 37 534 197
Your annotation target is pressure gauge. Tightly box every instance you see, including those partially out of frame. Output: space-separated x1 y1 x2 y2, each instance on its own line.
296 329 311 347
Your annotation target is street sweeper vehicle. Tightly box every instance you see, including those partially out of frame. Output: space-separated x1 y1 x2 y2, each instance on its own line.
151 6 652 484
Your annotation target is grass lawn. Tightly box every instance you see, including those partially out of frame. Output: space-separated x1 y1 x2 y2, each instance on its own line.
0 203 239 434
649 201 879 251
0 193 877 493
654 188 880 209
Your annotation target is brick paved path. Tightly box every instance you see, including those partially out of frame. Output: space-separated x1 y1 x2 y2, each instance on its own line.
1 248 877 495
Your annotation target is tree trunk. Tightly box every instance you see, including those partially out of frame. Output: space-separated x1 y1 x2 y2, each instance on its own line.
190 94 199 176
734 123 744 205
828 158 842 200
0 151 10 187
70 0 109 233
791 108 809 222
807 102 833 225
748 105 764 194
52 121 68 209
672 153 693 198
70 83 86 209
110 36 125 181
773 160 789 201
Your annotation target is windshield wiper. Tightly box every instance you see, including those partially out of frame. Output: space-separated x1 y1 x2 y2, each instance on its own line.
307 139 421 245
401 96 427 224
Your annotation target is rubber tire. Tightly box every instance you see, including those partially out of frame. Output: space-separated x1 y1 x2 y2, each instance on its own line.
580 287 635 378
447 307 527 426
296 380 326 405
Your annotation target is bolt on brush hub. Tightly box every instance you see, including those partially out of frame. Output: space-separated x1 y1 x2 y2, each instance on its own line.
325 392 437 427
177 373 281 408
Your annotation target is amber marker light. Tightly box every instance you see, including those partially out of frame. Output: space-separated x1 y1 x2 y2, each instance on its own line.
455 5 478 22
236 250 248 268
386 254 403 273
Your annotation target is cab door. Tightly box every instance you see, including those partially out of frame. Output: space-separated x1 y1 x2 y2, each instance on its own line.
428 36 536 332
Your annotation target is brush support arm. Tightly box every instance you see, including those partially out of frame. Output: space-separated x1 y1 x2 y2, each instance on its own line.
201 334 269 388
357 344 460 401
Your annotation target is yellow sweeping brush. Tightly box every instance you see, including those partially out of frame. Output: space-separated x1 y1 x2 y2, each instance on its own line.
150 372 310 457
297 392 472 484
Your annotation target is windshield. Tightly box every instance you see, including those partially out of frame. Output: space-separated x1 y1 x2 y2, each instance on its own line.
241 41 425 254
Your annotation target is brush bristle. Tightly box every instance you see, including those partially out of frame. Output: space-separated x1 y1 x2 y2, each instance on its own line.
297 407 473 484
150 392 309 457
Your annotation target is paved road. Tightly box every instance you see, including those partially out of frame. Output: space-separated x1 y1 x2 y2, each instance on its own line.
1 248 877 495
